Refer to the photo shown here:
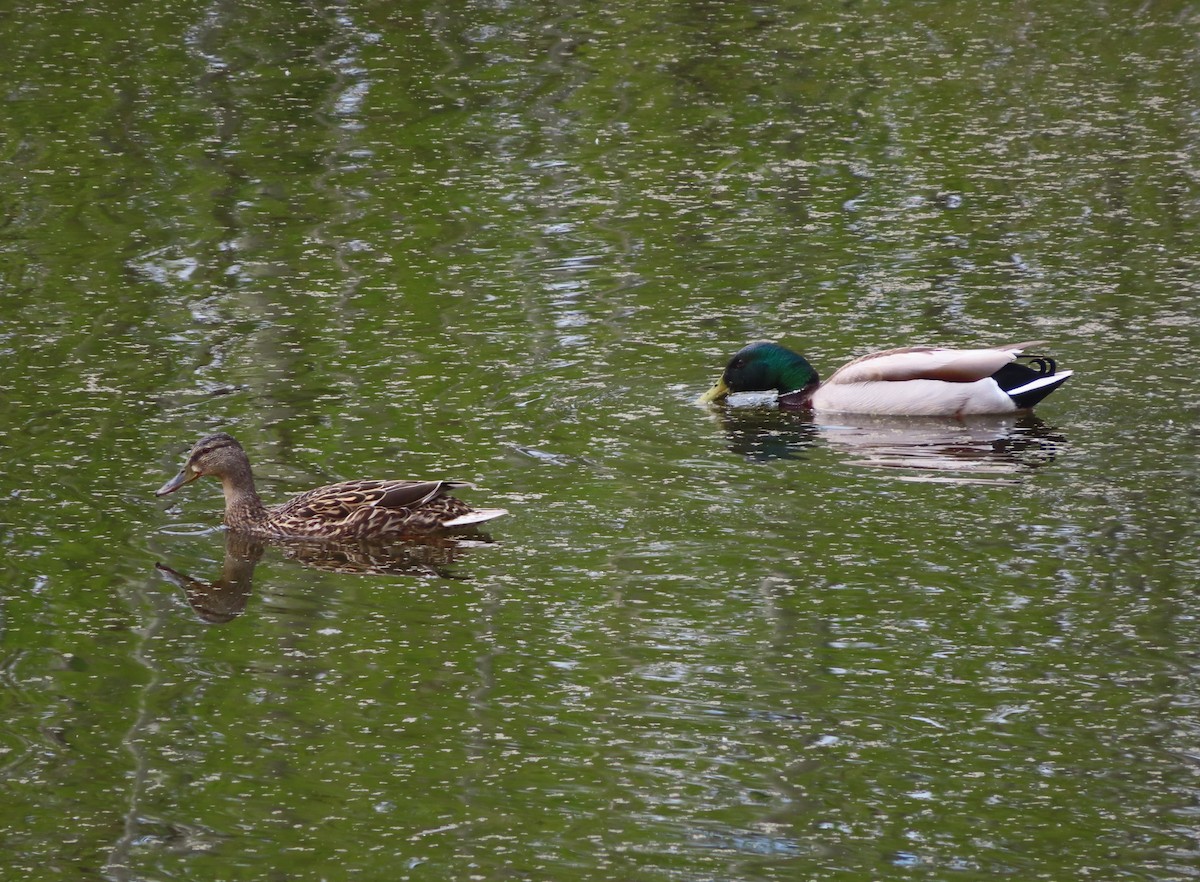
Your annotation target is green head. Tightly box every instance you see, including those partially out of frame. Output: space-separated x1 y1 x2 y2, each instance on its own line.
698 341 820 403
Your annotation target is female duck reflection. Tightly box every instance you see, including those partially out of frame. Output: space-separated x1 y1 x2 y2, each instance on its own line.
155 532 479 623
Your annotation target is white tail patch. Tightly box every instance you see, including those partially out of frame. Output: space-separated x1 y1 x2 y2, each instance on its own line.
442 509 509 528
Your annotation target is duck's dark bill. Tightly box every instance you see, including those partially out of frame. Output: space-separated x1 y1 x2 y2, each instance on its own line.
156 468 197 497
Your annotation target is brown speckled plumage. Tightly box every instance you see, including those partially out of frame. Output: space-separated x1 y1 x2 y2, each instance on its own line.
156 433 507 540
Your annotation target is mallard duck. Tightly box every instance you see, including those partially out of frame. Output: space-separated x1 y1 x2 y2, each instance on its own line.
699 340 1072 416
156 433 507 540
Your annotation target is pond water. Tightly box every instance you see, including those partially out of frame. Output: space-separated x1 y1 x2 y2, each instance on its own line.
2 0 1199 879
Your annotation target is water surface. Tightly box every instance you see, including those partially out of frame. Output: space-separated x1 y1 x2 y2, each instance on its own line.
1 0 1199 879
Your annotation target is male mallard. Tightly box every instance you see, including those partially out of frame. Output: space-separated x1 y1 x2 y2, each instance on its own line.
699 340 1072 416
156 432 507 540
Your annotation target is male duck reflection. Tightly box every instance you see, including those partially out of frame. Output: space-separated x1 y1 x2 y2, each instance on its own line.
156 432 507 540
699 340 1072 416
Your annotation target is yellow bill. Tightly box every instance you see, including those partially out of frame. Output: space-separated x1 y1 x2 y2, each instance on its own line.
696 377 731 404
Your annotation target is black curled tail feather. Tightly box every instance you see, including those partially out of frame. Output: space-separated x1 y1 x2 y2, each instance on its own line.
1019 354 1057 376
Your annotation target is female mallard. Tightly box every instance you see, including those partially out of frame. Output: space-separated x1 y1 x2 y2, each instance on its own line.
699 340 1072 416
156 433 507 540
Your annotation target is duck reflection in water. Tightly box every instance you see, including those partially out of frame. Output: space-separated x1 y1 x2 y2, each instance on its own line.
713 406 1066 478
714 404 821 462
156 531 484 624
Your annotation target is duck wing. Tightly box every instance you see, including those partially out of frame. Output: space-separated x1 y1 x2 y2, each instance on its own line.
826 342 1045 385
275 479 473 523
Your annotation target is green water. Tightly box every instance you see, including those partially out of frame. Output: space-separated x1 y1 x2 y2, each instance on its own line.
2 0 1198 879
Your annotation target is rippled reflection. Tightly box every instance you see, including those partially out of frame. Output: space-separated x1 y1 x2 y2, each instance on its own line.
712 406 820 462
155 531 486 623
812 412 1067 481
714 406 1066 480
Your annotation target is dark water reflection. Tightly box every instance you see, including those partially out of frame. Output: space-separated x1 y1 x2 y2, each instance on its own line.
155 532 483 622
